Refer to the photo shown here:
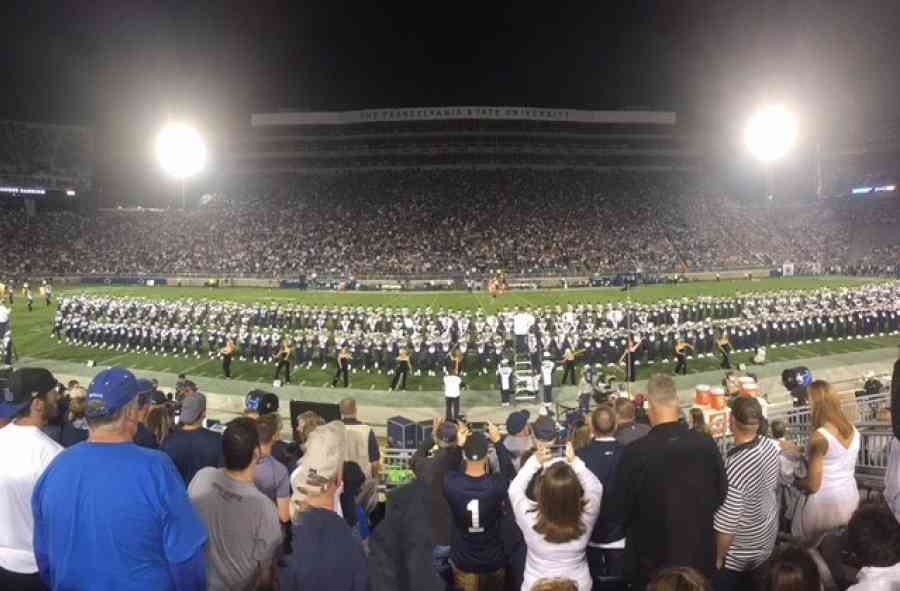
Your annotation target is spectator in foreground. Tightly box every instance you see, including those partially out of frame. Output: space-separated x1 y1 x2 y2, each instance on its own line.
570 424 593 451
189 417 282 591
245 391 300 472
368 466 445 591
295 410 325 453
613 397 650 445
340 397 382 511
410 418 461 586
443 423 515 590
254 413 292 555
0 368 63 591
648 567 712 591
133 379 161 448
845 503 900 590
509 440 603 591
146 404 173 446
254 413 291 522
791 380 860 547
713 397 781 591
576 404 626 580
689 408 711 437
503 410 534 471
32 367 208 590
58 384 89 447
763 547 822 591
287 420 368 591
162 391 224 485
885 350 899 522
608 374 727 588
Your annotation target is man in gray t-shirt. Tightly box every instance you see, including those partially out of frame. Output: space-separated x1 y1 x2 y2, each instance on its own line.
189 418 282 591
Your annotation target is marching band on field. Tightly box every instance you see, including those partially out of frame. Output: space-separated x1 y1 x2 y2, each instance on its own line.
45 284 900 387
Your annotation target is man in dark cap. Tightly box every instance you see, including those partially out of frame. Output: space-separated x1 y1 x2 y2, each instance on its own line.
162 391 224 486
713 396 780 591
443 423 515 590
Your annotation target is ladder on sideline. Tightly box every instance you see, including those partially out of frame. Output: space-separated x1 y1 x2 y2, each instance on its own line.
513 349 537 402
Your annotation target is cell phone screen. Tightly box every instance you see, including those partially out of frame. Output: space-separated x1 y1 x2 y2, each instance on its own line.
469 421 488 432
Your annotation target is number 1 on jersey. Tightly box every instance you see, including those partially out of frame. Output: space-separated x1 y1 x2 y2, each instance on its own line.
466 499 484 533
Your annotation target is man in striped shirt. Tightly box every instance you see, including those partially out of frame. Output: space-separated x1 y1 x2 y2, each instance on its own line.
713 396 781 591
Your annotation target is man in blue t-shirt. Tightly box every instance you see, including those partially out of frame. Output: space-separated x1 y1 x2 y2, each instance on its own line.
443 423 516 589
162 391 224 485
31 367 209 591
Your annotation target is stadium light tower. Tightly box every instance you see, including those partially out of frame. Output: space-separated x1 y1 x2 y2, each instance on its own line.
156 123 207 209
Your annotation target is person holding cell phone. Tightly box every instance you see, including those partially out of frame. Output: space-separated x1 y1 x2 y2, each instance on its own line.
443 422 516 591
509 436 604 591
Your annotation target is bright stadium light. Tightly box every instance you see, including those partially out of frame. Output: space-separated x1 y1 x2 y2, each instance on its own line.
744 105 797 162
156 123 206 179
157 123 206 209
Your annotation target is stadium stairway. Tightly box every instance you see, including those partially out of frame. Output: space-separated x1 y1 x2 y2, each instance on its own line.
16 345 899 438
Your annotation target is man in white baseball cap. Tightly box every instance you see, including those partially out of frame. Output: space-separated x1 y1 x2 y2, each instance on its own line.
286 420 368 590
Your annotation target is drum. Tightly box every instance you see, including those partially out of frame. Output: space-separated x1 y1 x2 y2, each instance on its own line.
710 386 727 410
694 384 711 406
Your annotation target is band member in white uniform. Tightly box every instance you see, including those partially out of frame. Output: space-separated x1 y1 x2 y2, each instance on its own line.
444 369 462 420
540 351 555 408
498 358 514 407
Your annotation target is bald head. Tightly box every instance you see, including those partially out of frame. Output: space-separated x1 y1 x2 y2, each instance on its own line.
339 398 357 418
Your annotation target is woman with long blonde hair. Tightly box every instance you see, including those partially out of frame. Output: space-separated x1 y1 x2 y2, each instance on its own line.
791 380 859 547
145 405 173 446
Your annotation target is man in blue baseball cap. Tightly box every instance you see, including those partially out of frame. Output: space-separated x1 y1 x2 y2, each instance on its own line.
0 368 63 591
31 367 209 591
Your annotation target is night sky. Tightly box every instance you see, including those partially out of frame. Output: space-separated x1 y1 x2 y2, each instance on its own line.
2 0 899 201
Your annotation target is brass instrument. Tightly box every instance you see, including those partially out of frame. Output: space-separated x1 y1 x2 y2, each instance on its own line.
675 340 694 354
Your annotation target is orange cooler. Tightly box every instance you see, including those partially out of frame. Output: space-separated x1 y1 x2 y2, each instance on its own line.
694 384 711 406
710 386 727 410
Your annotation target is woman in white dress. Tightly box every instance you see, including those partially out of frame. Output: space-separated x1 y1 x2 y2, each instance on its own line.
791 380 860 547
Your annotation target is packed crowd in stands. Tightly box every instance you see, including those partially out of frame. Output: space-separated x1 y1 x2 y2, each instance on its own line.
1 170 898 278
1 357 898 591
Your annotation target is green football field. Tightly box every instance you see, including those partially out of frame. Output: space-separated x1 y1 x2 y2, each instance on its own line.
7 276 900 391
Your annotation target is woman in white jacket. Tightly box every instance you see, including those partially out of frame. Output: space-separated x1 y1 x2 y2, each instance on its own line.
509 441 604 591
